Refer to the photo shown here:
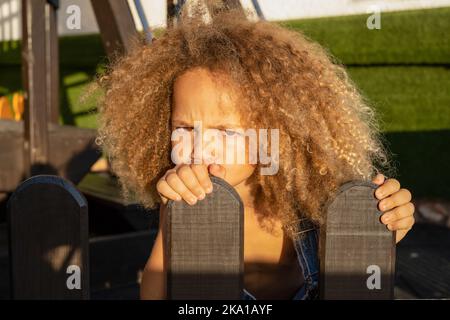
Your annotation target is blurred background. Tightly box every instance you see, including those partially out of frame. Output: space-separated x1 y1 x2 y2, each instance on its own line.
0 0 449 299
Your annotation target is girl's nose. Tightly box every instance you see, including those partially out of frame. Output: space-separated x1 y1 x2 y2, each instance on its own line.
190 129 222 165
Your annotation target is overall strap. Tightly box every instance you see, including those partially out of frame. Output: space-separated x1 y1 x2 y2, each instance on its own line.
291 218 320 300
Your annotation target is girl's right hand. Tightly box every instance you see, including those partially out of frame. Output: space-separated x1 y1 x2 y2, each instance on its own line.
156 164 225 205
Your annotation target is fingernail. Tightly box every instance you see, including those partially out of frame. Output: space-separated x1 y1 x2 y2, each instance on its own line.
198 193 205 200
206 185 213 193
189 197 197 205
175 195 182 201
382 214 391 223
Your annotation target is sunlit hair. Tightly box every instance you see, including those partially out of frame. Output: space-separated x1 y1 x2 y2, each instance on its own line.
96 5 392 238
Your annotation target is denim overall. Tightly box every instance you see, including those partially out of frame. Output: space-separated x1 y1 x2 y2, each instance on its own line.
241 218 320 300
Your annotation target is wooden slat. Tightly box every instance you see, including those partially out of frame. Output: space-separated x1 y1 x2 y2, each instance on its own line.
222 0 245 11
0 121 23 191
45 1 59 123
90 0 138 57
0 223 156 300
165 176 244 299
250 0 265 20
90 230 157 296
170 0 186 25
166 0 177 28
395 223 450 299
0 223 10 299
320 181 396 299
222 0 246 17
0 120 100 192
22 0 50 171
133 0 153 43
78 172 129 206
78 173 158 231
8 175 89 299
203 0 247 20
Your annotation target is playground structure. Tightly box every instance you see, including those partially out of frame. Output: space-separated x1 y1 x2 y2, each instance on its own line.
0 0 397 300
0 0 163 299
8 174 395 299
0 0 156 193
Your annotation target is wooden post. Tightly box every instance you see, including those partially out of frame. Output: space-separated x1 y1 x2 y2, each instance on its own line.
45 0 59 123
90 0 138 57
8 175 90 299
251 0 265 20
22 0 50 173
133 0 153 43
222 0 246 17
320 181 396 299
204 0 247 19
165 177 244 299
0 1 99 193
166 0 176 28
222 0 244 10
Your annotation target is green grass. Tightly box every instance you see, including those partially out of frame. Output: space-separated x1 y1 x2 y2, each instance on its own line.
280 8 450 198
2 8 449 131
0 34 105 129
1 7 449 199
348 66 450 132
0 66 22 97
60 69 100 129
386 130 450 199
0 34 106 67
280 7 450 65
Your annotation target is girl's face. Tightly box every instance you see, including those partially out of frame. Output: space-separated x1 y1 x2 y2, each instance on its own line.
171 67 256 187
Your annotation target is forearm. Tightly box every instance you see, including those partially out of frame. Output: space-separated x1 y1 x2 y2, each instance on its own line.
140 206 167 300
140 265 166 299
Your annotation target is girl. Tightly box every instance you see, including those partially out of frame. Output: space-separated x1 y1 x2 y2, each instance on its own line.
97 7 415 300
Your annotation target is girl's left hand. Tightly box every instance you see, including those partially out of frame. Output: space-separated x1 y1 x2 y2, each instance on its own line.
372 174 415 243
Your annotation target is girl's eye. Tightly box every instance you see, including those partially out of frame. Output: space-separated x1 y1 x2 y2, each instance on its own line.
224 130 238 136
175 127 192 132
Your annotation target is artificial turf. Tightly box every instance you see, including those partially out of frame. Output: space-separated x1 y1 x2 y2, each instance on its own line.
1 7 449 198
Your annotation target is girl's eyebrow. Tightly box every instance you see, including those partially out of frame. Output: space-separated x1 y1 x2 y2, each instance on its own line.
214 124 242 130
172 120 192 127
172 120 241 130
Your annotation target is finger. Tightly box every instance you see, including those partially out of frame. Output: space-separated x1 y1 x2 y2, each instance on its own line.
156 179 181 204
162 167 177 179
387 216 415 231
208 164 226 180
165 172 198 205
380 202 415 224
177 165 206 200
375 178 401 200
396 229 409 243
372 173 385 186
191 164 213 194
378 188 412 211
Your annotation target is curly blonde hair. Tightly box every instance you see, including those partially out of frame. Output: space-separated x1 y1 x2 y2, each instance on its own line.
97 6 391 237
